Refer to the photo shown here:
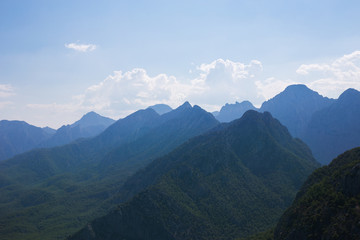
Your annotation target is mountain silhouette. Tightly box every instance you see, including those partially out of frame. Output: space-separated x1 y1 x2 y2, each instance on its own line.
41 111 115 148
215 100 258 122
0 120 53 161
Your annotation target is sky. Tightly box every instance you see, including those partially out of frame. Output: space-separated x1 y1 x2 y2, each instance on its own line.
1 0 360 128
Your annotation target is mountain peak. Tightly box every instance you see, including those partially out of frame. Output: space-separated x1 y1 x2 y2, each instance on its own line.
147 104 173 115
177 101 192 109
216 100 258 123
260 84 335 137
81 111 100 120
338 88 360 101
284 84 310 92
233 110 276 128
278 84 322 98
72 111 114 128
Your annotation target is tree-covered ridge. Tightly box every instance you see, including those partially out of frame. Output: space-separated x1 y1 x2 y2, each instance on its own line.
274 147 360 240
69 111 319 240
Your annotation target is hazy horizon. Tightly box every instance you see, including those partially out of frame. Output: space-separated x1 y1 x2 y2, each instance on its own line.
1 1 360 128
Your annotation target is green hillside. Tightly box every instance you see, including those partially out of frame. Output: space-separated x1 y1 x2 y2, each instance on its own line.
274 147 360 240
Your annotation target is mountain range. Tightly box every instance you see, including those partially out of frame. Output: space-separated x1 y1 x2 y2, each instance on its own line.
0 112 115 161
41 111 115 148
68 111 319 240
0 102 218 240
260 85 360 165
0 120 53 161
215 85 360 165
4 85 360 165
1 85 360 239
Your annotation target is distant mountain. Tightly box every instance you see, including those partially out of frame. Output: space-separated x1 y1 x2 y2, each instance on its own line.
215 100 258 122
303 88 360 165
41 111 115 148
69 111 319 240
0 120 53 161
211 110 219 117
274 147 360 240
42 126 56 135
0 102 219 240
260 84 334 138
260 85 360 165
148 104 173 115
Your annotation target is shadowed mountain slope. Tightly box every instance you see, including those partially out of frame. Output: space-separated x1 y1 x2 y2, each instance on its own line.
274 147 360 240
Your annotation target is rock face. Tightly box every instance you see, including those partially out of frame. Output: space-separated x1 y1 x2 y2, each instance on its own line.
215 100 258 122
69 111 319 240
274 147 360 240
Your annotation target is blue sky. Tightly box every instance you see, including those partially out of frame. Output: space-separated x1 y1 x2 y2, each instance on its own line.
1 0 360 128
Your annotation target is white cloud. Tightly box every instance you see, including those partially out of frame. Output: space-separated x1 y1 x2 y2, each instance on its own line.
189 59 264 106
0 101 13 109
65 43 97 52
78 68 199 119
295 51 360 98
22 52 360 128
26 100 88 128
0 84 15 98
0 84 14 111
74 59 266 117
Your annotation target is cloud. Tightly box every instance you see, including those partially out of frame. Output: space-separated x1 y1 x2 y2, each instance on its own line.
74 59 266 116
295 50 360 98
78 68 199 118
0 101 13 109
65 43 97 52
23 51 360 128
190 59 264 107
0 84 15 98
256 77 296 101
26 100 87 128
